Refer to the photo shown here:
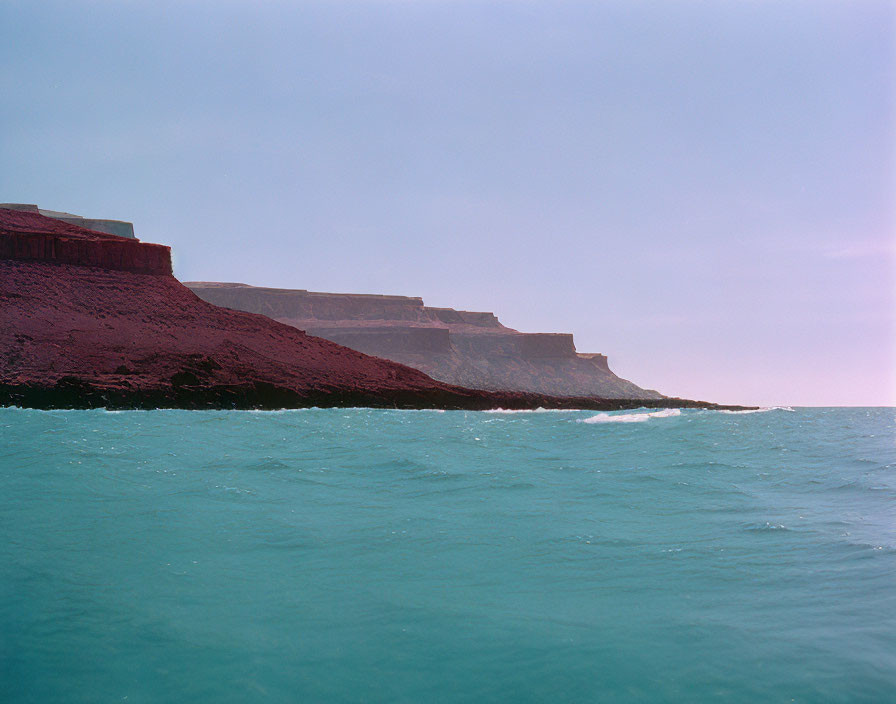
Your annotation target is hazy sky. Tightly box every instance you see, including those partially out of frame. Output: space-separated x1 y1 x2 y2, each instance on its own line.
2 0 893 406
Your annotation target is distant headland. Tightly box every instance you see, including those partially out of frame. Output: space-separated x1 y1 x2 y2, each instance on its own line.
0 205 752 411
186 282 662 400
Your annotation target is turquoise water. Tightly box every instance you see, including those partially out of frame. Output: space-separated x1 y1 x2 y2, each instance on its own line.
1 406 894 703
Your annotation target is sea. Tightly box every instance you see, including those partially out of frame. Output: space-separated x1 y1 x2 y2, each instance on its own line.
1 406 893 703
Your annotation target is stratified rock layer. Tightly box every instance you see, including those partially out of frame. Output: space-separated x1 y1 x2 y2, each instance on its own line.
0 206 167 274
3 207 720 411
0 208 474 408
186 283 663 399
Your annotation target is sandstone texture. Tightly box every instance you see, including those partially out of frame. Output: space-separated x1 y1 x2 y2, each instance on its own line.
185 283 663 399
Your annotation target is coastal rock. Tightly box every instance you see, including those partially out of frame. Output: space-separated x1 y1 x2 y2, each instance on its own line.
0 203 136 238
186 283 663 399
0 207 167 274
0 208 466 408
3 207 716 410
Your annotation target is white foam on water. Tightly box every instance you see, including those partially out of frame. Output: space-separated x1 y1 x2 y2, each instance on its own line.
716 406 794 414
484 407 577 414
580 408 682 424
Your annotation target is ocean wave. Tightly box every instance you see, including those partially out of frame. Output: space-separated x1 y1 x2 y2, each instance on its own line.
744 521 791 533
579 408 682 424
716 406 795 414
483 407 576 414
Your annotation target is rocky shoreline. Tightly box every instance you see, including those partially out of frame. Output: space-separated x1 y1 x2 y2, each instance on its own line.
0 206 754 413
0 379 753 412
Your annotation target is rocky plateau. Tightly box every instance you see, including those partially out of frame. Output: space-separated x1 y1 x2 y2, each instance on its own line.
186 282 662 399
0 206 746 411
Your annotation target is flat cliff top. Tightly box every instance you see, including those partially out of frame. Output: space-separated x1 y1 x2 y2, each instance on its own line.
0 207 128 241
0 207 170 276
182 281 667 399
286 318 521 335
186 281 424 303
185 281 510 331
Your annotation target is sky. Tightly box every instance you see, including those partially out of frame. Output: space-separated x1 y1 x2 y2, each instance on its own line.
1 0 893 406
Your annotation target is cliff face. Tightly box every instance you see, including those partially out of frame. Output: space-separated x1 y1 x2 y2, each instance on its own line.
0 207 744 411
186 283 663 399
0 208 169 275
0 208 541 409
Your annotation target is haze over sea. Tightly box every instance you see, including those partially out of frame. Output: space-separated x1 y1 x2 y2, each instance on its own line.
1 406 894 702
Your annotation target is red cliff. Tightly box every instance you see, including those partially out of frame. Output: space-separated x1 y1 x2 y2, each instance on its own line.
0 208 469 408
3 207 715 410
0 207 168 275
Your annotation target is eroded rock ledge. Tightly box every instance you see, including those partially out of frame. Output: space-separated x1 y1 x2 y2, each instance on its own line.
0 207 168 275
1 207 748 411
0 203 135 238
186 282 663 399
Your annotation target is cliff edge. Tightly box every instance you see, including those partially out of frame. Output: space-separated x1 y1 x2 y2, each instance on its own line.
0 208 485 409
0 203 136 239
185 282 663 399
3 207 728 410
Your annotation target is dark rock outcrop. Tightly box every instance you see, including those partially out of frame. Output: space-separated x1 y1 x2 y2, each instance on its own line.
186 282 663 399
